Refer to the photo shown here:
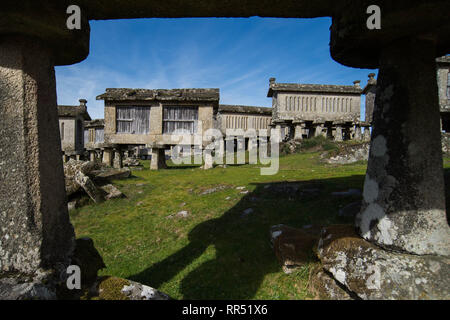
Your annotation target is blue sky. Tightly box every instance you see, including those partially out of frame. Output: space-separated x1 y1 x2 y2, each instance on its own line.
55 17 378 120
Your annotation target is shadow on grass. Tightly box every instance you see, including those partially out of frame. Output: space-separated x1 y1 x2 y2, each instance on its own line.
128 174 367 299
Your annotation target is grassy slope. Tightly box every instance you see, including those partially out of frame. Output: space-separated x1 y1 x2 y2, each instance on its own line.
70 151 450 300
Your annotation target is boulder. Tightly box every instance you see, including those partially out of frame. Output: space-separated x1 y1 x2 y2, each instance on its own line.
270 224 322 274
324 142 369 164
0 269 58 300
91 167 131 183
100 184 125 200
123 158 141 167
317 225 450 300
308 264 353 300
92 276 170 300
64 160 106 196
74 171 105 203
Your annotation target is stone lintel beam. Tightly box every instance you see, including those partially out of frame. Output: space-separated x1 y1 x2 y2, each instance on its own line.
76 0 334 20
0 35 75 275
356 37 450 256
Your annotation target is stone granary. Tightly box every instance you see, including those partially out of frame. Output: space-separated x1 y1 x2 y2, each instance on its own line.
58 99 91 161
437 56 450 132
267 78 362 141
360 73 377 141
1 1 450 300
83 119 105 162
217 104 272 133
96 88 219 170
217 104 272 151
362 56 450 140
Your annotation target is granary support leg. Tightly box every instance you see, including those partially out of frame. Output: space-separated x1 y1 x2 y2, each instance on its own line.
113 149 123 169
294 123 303 140
102 147 113 166
0 36 75 276
334 126 343 142
354 125 362 141
363 127 371 142
150 147 167 170
356 37 450 256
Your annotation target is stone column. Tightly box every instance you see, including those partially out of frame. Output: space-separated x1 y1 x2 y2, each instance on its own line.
314 124 323 137
89 150 96 162
349 126 355 140
354 126 362 141
102 148 113 167
334 126 343 141
113 149 123 169
356 38 450 256
294 124 303 140
75 154 81 161
0 36 74 276
275 124 282 143
363 127 371 142
62 154 69 163
150 148 167 170
202 147 214 170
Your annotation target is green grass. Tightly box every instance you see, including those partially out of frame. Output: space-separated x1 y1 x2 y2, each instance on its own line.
69 150 450 300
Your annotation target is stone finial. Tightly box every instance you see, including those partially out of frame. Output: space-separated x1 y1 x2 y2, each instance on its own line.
79 99 87 107
353 80 361 88
367 73 377 85
269 77 276 85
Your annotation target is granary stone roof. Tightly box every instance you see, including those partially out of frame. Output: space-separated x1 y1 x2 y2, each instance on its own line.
219 104 272 115
267 82 362 97
96 88 220 102
57 105 91 121
84 119 105 128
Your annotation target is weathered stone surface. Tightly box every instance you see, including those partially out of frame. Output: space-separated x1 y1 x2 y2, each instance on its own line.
93 276 170 300
0 273 57 300
167 210 189 219
356 39 450 256
91 167 131 182
64 159 102 196
308 264 353 300
0 35 74 275
270 224 321 274
442 133 450 155
317 225 450 300
100 184 124 200
123 157 141 167
74 171 104 203
324 143 369 165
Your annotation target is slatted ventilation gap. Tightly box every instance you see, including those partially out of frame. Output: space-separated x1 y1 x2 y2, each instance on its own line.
163 106 198 134
117 106 151 134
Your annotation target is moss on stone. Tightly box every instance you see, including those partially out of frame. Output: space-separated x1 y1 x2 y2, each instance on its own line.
97 276 130 300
